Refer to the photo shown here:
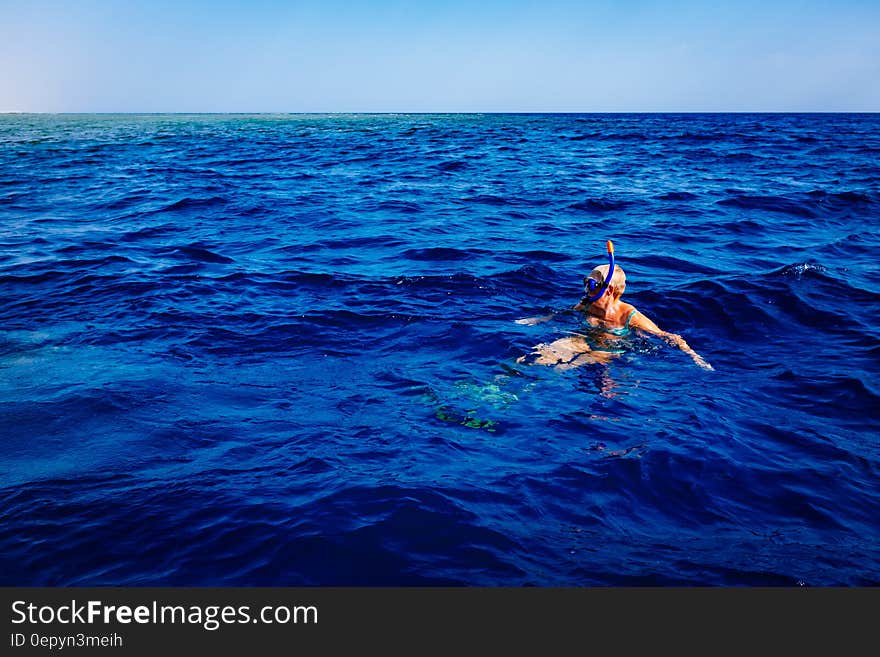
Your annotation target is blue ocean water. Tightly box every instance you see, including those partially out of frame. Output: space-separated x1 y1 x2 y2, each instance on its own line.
0 113 878 586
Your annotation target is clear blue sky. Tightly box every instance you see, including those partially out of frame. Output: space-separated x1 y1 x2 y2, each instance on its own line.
1 0 878 112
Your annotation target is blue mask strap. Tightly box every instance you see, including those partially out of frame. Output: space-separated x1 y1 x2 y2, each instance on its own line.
585 240 615 303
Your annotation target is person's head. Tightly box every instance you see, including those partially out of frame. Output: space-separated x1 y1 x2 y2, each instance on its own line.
585 264 626 300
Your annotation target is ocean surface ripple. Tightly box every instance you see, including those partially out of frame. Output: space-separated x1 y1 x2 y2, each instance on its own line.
1 113 878 585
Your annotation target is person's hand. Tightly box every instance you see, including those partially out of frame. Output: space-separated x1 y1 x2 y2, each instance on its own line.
664 332 714 371
515 314 553 326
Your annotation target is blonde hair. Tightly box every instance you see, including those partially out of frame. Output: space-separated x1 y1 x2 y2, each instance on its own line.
592 264 626 298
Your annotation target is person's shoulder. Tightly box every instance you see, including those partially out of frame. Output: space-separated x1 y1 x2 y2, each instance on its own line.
620 302 638 318
621 302 649 328
626 305 663 333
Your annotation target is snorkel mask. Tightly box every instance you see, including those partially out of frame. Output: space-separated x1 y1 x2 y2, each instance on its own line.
583 240 615 303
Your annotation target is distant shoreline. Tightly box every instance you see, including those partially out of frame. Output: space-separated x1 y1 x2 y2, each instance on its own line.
3 111 879 116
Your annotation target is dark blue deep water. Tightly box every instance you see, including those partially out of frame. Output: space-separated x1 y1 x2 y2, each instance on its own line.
1 113 878 586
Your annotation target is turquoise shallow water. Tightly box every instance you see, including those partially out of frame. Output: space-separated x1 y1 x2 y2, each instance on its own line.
1 113 878 585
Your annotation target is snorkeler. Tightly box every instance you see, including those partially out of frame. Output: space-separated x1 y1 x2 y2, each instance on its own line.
516 241 713 371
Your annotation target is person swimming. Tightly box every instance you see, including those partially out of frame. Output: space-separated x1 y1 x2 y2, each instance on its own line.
516 241 713 371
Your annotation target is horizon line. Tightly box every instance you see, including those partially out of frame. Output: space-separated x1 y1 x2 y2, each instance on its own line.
3 110 879 116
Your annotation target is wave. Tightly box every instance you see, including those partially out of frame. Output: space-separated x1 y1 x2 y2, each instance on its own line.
403 247 483 261
716 194 816 218
656 191 699 201
94 190 157 212
373 199 423 213
434 160 468 172
160 196 228 212
568 198 630 212
772 370 880 417
510 249 571 262
288 235 407 251
806 189 874 207
120 224 178 242
157 244 234 264
717 189 875 220
776 262 829 279
461 194 509 206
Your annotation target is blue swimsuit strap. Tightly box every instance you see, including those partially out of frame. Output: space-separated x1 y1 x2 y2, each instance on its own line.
624 309 637 329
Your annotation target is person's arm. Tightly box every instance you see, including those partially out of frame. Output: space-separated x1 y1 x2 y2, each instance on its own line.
515 313 555 325
629 311 714 371
515 301 584 326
